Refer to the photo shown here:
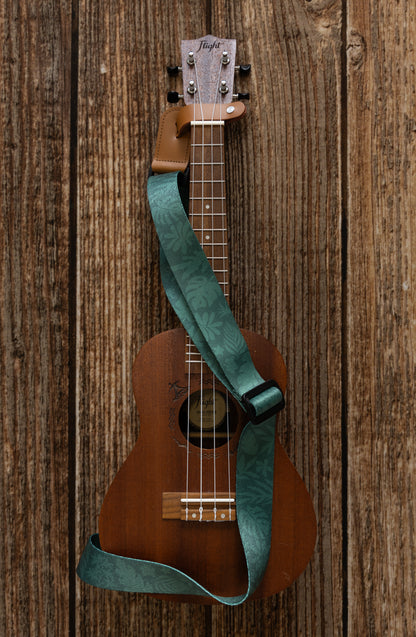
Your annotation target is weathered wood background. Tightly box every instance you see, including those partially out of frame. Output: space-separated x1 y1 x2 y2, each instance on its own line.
1 0 415 635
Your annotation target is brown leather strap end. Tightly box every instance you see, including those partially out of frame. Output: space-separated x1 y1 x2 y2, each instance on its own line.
151 102 246 174
151 107 191 174
176 102 246 137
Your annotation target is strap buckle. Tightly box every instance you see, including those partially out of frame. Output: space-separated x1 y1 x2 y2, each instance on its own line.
241 379 285 425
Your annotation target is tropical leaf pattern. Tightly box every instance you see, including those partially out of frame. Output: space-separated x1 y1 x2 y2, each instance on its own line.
77 172 283 604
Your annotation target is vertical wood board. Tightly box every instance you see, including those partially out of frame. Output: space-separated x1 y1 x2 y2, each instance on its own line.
0 1 71 635
346 1 416 635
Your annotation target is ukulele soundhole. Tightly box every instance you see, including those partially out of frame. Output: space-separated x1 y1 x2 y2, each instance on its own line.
178 389 238 449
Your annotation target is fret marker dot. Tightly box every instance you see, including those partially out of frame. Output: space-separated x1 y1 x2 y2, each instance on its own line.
205 234 210 240
205 204 210 209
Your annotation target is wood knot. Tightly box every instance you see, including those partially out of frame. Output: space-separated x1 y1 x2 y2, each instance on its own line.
304 0 341 37
13 337 25 360
347 30 366 69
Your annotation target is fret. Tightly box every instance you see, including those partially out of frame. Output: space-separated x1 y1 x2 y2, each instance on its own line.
194 255 228 259
195 243 228 247
195 240 228 245
194 237 228 244
193 234 228 238
195 244 228 250
191 180 225 183
189 196 226 200
191 143 224 147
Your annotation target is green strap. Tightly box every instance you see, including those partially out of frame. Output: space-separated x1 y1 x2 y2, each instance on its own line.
77 171 284 604
149 172 283 416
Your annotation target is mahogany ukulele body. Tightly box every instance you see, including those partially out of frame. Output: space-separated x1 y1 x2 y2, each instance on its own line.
99 327 317 602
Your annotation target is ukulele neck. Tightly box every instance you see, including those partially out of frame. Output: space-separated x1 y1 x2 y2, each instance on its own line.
186 120 229 371
189 121 229 295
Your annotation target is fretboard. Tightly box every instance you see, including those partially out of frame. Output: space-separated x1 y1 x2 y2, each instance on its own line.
187 121 229 370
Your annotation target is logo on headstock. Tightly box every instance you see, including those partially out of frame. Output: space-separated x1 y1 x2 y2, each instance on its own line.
196 40 222 53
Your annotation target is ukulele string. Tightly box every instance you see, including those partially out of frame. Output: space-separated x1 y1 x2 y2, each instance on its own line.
211 61 233 520
209 59 226 520
185 56 202 521
191 57 205 521
219 122 232 519
221 116 232 520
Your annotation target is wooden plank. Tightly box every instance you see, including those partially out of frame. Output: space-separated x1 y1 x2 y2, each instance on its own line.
346 2 416 634
75 1 211 634
211 1 343 634
0 1 71 635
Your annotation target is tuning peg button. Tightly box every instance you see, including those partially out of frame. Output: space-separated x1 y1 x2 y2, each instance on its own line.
233 92 250 100
167 91 183 103
167 65 181 76
235 64 251 76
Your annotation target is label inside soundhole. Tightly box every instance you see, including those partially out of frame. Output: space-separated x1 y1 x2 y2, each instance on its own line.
189 389 226 429
179 389 237 449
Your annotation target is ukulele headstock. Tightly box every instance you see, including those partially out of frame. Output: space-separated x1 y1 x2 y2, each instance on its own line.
180 35 237 105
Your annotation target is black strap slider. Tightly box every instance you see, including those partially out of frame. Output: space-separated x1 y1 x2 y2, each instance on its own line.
241 380 285 425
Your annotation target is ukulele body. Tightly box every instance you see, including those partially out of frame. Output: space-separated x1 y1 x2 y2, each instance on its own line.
99 327 317 602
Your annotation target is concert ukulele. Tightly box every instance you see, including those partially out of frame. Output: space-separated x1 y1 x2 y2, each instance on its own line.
79 34 317 604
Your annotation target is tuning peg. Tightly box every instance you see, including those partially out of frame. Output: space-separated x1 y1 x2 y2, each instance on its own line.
233 92 250 100
235 64 251 76
167 91 183 103
167 65 182 76
221 51 230 65
219 80 229 95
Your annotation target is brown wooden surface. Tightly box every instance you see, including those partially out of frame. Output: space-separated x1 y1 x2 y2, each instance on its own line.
1 0 415 635
0 1 72 636
346 2 416 635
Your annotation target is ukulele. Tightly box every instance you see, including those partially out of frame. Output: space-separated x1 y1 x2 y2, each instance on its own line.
98 35 316 602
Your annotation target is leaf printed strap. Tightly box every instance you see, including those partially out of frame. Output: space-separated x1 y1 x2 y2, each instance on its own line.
76 171 283 603
77 416 275 603
147 172 284 420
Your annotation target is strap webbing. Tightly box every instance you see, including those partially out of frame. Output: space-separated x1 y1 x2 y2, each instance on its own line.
77 172 284 604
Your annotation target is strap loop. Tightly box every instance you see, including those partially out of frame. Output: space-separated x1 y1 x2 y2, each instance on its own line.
241 380 285 425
